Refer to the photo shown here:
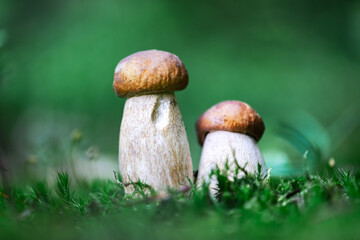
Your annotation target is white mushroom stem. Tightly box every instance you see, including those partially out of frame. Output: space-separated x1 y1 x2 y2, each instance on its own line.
197 130 266 193
119 93 193 193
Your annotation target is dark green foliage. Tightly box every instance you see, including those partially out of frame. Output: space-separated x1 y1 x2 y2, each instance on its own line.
55 171 86 214
56 171 72 203
337 169 360 200
0 166 360 239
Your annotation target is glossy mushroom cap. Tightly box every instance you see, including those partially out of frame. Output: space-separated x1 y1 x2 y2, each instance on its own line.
196 101 265 146
113 50 189 98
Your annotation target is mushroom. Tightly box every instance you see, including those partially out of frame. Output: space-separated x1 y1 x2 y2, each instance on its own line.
195 100 266 191
113 50 193 193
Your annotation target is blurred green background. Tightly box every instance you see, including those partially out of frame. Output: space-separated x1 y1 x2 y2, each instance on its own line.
1 0 360 180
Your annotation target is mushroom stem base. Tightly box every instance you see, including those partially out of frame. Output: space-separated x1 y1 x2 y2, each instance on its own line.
119 93 193 194
197 131 266 193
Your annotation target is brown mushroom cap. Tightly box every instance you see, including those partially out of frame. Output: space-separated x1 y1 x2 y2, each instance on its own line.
196 101 265 146
113 50 189 97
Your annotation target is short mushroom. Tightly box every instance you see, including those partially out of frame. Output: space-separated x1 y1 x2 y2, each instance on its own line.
113 50 193 193
195 100 266 191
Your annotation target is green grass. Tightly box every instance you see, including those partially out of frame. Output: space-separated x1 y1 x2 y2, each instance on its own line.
0 164 359 240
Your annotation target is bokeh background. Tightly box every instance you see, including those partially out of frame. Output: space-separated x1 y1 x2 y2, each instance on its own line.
1 0 360 182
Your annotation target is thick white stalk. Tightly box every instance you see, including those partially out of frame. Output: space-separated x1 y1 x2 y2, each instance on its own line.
119 93 193 193
197 131 266 192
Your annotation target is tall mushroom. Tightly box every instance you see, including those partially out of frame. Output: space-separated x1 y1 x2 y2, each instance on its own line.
195 100 266 191
113 50 193 193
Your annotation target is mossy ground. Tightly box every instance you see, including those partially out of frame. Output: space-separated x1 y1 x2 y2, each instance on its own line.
0 165 359 240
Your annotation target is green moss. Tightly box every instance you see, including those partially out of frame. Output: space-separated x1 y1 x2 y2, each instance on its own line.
0 166 359 240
